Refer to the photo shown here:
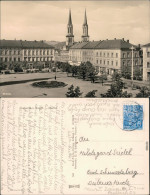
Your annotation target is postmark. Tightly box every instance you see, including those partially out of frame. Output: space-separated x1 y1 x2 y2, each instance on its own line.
123 105 143 130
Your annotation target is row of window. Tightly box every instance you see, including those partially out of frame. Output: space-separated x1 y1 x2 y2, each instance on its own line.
123 52 138 58
0 49 53 56
24 57 52 62
123 60 138 66
0 57 21 62
0 57 53 62
24 50 53 56
0 50 21 55
96 52 118 58
96 59 118 66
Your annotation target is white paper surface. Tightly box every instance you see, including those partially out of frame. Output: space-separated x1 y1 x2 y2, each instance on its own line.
0 98 149 195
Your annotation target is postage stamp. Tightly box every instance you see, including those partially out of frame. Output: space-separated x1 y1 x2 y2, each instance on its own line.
123 105 143 130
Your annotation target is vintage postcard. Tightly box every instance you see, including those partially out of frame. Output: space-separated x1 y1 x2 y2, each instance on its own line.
0 0 150 98
1 98 149 194
0 1 150 195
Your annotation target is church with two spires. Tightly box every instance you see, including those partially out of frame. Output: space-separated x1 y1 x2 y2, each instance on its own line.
66 9 89 47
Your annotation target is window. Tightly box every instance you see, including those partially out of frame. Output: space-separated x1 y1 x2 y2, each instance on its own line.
116 61 118 66
9 50 11 55
123 53 126 58
36 50 38 55
127 60 130 66
14 50 16 55
116 53 118 58
147 62 150 68
18 58 20 62
107 53 109 57
40 50 42 55
111 53 113 57
100 52 102 57
104 60 105 65
111 61 113 66
96 52 98 56
14 58 16 62
107 61 109 65
147 52 150 58
96 60 98 64
127 53 130 58
135 53 137 58
135 60 138 65
100 60 102 64
104 53 105 57
123 61 125 66
5 58 7 62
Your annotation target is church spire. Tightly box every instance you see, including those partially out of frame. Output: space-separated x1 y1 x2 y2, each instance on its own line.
68 9 72 25
83 9 87 25
66 9 74 47
82 9 89 42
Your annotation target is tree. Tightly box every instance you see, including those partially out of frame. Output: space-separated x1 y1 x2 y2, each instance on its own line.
13 62 23 72
0 63 7 72
136 86 150 97
101 73 132 97
85 90 97 98
78 61 97 80
65 85 82 97
72 66 79 77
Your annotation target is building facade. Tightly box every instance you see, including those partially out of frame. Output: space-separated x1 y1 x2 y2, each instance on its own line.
142 43 150 81
0 39 54 69
69 39 143 78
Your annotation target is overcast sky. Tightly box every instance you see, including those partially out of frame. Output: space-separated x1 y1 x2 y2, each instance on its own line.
1 0 150 45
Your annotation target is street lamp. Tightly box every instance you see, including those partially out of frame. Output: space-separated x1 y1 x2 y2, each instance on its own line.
55 61 57 80
131 46 135 89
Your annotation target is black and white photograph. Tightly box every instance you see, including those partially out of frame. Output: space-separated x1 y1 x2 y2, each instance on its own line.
0 0 150 98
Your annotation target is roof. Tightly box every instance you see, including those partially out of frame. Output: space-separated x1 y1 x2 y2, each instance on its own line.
0 40 22 48
70 42 89 49
142 43 150 47
0 39 54 49
70 39 137 50
95 39 136 49
82 41 100 49
54 42 66 50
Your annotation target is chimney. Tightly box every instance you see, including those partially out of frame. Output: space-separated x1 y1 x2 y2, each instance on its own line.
127 40 129 43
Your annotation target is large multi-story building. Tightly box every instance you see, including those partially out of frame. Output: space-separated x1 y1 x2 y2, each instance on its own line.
142 43 150 81
69 39 143 76
0 39 54 68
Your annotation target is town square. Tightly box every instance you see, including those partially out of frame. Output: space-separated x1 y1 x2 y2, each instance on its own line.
0 1 150 98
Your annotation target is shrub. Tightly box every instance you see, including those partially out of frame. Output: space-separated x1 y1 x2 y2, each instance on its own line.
85 90 97 98
66 85 82 97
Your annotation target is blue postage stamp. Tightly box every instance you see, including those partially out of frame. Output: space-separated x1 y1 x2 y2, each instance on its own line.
123 105 143 130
